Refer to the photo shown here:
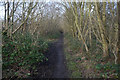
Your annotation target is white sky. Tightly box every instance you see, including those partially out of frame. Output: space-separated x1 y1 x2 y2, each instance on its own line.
0 3 4 20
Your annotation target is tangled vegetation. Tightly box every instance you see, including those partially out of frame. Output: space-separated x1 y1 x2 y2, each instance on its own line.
2 32 49 78
1 1 62 78
0 0 120 79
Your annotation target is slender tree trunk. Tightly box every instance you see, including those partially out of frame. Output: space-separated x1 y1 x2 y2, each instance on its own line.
117 1 120 77
102 2 106 26
69 2 89 52
95 2 108 57
117 1 120 65
22 2 25 33
4 2 6 28
88 3 92 47
6 1 9 30
11 1 14 37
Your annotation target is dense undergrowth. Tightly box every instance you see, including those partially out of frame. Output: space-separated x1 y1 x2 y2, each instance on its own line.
2 31 61 78
64 33 119 78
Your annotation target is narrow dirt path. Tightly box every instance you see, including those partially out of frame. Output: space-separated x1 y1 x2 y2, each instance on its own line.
52 34 68 78
31 33 68 78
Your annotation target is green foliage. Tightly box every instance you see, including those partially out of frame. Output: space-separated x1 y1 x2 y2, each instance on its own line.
72 71 82 78
95 63 119 78
95 63 119 71
76 57 81 61
37 37 49 52
2 32 49 77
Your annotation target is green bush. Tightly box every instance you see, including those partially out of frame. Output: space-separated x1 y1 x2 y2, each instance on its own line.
2 32 49 77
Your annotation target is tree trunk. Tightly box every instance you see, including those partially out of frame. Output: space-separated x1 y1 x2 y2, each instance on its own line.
117 1 120 65
22 2 25 33
95 2 108 57
69 2 89 52
11 1 14 37
6 1 9 30
4 2 6 28
117 1 120 77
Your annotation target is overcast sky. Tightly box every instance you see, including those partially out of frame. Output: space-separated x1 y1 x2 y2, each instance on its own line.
0 0 118 20
0 2 4 20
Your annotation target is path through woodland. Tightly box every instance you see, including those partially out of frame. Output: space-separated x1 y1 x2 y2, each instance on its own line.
31 33 69 78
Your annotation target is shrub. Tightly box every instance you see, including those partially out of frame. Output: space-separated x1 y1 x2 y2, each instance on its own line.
2 32 49 78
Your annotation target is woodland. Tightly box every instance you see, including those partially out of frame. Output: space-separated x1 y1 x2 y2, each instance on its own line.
1 0 120 78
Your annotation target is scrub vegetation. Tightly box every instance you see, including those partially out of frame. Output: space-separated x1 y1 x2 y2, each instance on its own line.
1 0 120 78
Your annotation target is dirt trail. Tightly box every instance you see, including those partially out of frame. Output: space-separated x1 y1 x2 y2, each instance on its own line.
31 33 68 78
53 34 68 78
